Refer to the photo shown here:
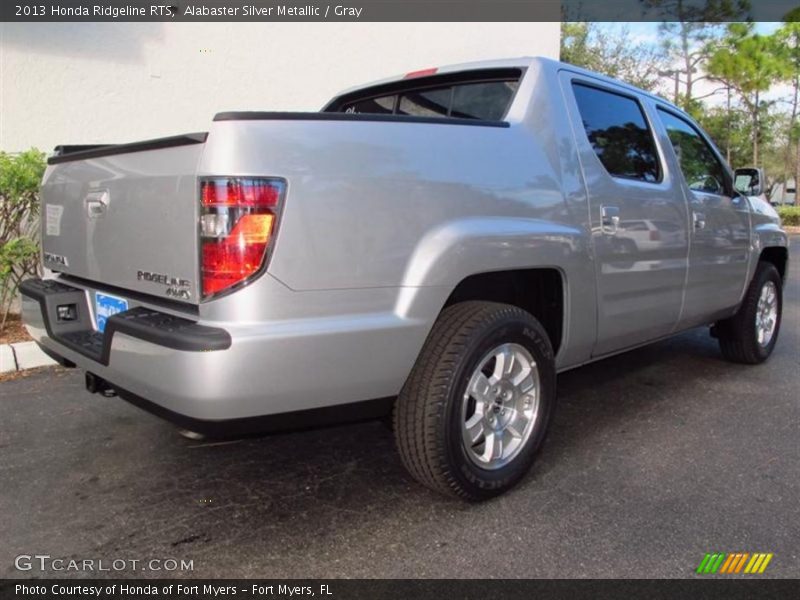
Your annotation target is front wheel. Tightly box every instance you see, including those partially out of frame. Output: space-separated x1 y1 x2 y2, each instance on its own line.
394 301 556 501
715 261 783 364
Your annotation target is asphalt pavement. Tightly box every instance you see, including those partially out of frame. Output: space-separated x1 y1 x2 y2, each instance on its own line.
1 242 798 579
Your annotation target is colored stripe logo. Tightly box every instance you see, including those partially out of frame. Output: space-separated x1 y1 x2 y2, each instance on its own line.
696 552 773 574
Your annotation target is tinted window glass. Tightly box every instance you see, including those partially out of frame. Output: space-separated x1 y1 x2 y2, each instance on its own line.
398 88 451 117
451 81 519 120
336 78 518 120
343 95 395 114
657 109 726 195
572 83 661 182
397 81 518 120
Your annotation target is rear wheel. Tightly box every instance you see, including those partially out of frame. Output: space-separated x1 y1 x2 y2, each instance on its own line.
394 301 556 500
715 262 783 364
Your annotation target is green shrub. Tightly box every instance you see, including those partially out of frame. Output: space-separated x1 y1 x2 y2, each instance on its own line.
0 149 46 331
777 206 800 226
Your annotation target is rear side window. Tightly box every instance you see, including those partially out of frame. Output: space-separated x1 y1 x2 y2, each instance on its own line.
572 83 661 183
336 76 519 121
657 109 727 195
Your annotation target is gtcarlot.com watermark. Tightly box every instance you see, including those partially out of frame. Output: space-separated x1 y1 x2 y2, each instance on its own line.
14 554 194 573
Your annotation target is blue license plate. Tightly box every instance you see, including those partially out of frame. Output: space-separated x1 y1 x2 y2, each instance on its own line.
95 293 129 333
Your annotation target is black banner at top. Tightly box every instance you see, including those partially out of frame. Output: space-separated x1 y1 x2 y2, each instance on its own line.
2 0 799 22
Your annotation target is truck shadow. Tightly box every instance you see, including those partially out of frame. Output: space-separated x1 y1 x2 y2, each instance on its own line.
0 325 780 577
118 328 738 522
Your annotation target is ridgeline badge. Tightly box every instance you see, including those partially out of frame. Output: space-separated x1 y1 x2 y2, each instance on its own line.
137 270 192 300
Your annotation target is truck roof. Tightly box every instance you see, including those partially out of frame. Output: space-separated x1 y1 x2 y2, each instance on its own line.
331 56 687 121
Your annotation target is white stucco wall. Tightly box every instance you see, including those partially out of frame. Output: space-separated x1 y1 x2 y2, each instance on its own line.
0 22 559 153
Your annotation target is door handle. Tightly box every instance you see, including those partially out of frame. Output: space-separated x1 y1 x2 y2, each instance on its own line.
85 190 109 218
693 211 706 230
601 206 620 234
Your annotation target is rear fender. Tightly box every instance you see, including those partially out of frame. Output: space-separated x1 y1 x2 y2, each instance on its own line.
398 217 595 369
400 217 585 288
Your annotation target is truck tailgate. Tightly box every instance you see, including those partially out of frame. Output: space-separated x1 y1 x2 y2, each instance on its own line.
41 134 206 304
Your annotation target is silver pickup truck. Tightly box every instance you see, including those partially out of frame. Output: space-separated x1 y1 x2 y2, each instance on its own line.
22 57 788 500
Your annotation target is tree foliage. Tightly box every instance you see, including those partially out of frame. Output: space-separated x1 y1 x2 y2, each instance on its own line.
560 22 665 91
642 1 749 108
706 23 790 165
0 149 46 331
641 0 750 22
773 21 800 194
563 19 799 195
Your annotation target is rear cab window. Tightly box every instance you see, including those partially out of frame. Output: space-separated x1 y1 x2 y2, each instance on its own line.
325 68 522 122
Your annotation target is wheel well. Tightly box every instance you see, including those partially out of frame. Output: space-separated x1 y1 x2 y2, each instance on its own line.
760 246 788 282
443 269 564 354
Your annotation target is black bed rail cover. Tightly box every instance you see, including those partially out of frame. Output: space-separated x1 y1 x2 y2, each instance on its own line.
47 132 208 165
212 111 509 128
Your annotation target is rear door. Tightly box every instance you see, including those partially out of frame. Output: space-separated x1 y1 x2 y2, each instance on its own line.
653 108 751 326
561 73 690 355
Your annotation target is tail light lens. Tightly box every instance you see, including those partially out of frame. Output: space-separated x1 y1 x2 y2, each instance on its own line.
200 178 285 298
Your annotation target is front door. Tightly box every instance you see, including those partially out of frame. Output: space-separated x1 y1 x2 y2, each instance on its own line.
561 74 690 356
654 108 751 328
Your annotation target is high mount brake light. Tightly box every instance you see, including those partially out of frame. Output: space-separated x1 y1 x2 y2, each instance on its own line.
404 67 438 79
200 178 285 298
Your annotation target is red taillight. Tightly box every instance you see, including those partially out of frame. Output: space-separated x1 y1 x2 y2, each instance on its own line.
202 179 280 208
200 178 285 298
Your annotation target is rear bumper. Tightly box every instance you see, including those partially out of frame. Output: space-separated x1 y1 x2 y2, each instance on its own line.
20 278 231 365
21 277 430 428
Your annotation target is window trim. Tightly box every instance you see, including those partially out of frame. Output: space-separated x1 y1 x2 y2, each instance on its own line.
570 79 664 185
655 105 733 197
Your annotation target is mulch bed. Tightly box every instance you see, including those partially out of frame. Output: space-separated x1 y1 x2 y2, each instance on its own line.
0 365 65 383
0 315 32 345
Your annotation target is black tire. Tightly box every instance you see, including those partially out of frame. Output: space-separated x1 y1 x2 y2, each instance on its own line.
394 301 556 501
715 261 783 364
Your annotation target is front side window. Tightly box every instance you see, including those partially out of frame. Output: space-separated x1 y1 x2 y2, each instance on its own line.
657 109 727 195
572 83 661 183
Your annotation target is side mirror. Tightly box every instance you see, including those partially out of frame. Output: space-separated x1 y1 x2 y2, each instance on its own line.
734 168 763 196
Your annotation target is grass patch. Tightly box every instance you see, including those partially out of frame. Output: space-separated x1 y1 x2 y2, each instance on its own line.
777 206 800 226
